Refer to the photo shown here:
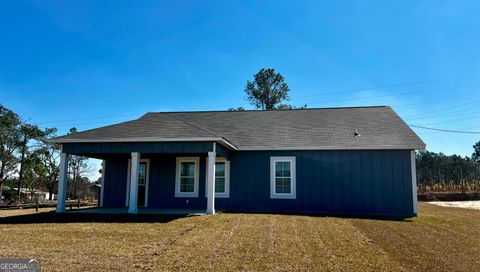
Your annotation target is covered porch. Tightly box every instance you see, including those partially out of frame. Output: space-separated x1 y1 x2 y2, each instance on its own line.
53 139 235 215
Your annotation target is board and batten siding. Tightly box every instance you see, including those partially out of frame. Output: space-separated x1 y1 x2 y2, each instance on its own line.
62 142 215 157
102 158 128 208
102 150 415 216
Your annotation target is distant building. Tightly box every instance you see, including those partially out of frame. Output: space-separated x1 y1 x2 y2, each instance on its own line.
12 188 54 201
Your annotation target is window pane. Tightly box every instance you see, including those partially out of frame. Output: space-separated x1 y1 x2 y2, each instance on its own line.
180 177 195 192
275 161 291 177
137 163 146 185
215 177 225 193
181 162 195 177
215 162 225 177
275 177 291 194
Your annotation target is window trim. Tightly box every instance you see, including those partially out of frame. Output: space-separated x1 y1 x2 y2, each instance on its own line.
270 156 296 199
204 157 230 198
125 159 150 207
175 157 200 198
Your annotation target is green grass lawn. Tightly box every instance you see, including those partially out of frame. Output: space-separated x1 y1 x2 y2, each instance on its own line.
1 203 479 271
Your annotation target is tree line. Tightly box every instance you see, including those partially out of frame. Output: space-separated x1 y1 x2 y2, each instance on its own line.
416 149 480 189
0 104 92 204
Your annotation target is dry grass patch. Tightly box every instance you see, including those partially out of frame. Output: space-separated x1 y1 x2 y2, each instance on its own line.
0 204 479 271
350 204 480 272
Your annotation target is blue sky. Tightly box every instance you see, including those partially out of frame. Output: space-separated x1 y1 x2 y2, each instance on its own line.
1 1 480 179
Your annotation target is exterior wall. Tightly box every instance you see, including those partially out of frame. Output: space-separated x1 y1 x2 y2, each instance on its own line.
102 150 415 216
62 142 215 158
226 150 414 216
103 158 128 208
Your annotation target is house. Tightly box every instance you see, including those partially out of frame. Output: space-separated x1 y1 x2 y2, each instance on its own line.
51 106 425 217
12 187 54 201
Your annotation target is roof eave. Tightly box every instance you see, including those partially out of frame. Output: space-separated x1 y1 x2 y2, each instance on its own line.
49 137 238 151
237 145 426 151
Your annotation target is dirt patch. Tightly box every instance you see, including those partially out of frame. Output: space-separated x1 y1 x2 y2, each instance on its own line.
428 200 480 211
418 192 480 201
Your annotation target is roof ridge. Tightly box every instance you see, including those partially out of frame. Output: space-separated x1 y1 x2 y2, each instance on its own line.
145 105 388 114
163 112 219 138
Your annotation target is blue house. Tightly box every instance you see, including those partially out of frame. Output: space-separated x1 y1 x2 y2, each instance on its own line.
51 106 425 217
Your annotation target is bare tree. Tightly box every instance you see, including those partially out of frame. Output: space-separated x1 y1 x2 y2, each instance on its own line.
37 128 61 200
17 123 44 196
67 128 92 199
0 104 21 202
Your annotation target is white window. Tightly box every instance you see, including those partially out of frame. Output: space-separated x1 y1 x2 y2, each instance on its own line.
175 157 200 197
270 156 296 199
205 157 230 198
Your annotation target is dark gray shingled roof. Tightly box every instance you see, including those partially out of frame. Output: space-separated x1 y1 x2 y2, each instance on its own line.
51 106 426 150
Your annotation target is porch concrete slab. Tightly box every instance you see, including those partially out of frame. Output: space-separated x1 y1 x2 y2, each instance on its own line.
70 208 207 215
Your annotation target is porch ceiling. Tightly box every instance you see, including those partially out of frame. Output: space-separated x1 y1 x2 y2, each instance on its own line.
62 141 231 159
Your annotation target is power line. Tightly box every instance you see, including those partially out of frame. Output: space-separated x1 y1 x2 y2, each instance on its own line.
294 74 480 99
294 80 432 98
419 126 480 136
303 83 480 106
391 96 480 110
404 99 480 120
406 106 480 122
409 125 480 134
34 114 141 125
411 113 480 126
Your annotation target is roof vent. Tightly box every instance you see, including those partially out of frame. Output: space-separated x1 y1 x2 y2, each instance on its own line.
353 129 361 137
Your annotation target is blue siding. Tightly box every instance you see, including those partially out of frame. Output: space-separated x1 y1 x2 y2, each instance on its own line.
103 158 128 208
63 142 215 156
101 150 415 216
215 143 231 158
147 156 207 209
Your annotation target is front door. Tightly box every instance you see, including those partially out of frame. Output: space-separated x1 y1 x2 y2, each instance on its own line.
137 162 147 207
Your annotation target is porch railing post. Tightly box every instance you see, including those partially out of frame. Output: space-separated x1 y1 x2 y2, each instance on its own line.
206 151 216 215
128 152 140 214
56 152 69 213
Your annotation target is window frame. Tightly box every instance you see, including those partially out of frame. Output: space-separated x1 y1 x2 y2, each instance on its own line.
270 156 296 199
175 157 200 198
204 157 230 198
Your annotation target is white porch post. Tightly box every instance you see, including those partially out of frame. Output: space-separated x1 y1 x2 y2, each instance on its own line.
56 153 69 213
100 160 105 208
128 152 140 214
411 150 418 214
206 151 216 215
